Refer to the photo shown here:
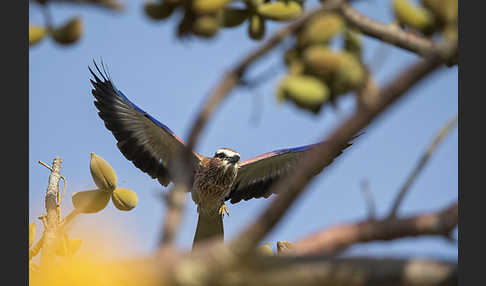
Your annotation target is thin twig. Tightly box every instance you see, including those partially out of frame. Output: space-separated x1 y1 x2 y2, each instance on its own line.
360 180 376 220
230 48 453 258
388 115 458 218
32 0 123 11
339 3 449 61
291 201 458 256
59 209 81 228
159 185 187 245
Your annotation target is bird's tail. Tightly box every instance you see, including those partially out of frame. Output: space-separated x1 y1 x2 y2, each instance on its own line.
192 212 224 249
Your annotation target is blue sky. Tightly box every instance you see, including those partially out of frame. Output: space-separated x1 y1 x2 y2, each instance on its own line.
29 1 457 259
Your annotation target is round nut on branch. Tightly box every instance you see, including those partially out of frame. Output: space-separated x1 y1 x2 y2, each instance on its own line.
220 7 251 28
276 74 330 114
193 0 232 14
111 187 138 211
29 25 47 46
72 189 111 214
277 241 294 255
257 242 274 256
192 15 220 38
248 14 266 40
144 1 177 20
51 17 83 45
302 46 365 94
257 1 303 21
90 152 118 192
297 13 344 47
393 0 437 35
302 46 343 77
421 0 457 24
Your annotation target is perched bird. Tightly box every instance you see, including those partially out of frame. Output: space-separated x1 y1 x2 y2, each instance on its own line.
88 61 357 246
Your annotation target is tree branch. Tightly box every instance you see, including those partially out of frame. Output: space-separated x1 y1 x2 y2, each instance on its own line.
339 3 445 60
388 114 458 218
185 0 345 152
231 48 454 258
158 0 345 248
291 201 457 256
142 248 457 286
40 157 62 269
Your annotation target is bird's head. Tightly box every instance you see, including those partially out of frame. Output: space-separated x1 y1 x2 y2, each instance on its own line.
214 148 240 165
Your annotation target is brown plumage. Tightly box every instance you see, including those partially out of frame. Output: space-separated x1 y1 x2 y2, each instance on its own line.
88 61 360 248
192 156 238 215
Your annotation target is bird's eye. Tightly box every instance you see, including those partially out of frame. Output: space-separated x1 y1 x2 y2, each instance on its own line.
215 153 224 158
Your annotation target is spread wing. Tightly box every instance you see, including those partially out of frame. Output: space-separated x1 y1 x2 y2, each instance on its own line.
89 61 202 187
227 138 358 204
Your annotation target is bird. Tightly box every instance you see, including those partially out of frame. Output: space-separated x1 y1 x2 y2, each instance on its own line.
88 61 358 247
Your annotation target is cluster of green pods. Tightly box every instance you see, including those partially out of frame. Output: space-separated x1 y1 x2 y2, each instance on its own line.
30 17 84 47
393 0 458 39
144 0 305 40
276 12 365 114
71 153 138 214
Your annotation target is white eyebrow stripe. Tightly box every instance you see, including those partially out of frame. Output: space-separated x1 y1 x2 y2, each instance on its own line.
216 149 240 158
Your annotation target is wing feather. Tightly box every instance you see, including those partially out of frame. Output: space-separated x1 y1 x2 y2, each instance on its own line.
227 138 358 204
89 60 202 187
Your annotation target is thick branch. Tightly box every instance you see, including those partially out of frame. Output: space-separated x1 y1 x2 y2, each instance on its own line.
40 157 62 268
231 50 451 257
142 248 457 286
227 256 457 286
388 115 458 218
291 201 458 256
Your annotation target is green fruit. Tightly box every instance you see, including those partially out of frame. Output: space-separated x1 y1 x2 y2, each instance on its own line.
393 0 436 35
297 13 344 47
276 241 293 255
248 14 265 40
144 1 176 20
302 46 343 77
220 7 250 28
111 187 138 211
72 189 111 214
29 25 47 46
51 17 83 45
193 0 231 14
257 1 302 21
421 0 457 24
257 242 274 256
192 15 220 38
302 47 364 95
276 74 330 114
90 153 117 192
29 223 36 248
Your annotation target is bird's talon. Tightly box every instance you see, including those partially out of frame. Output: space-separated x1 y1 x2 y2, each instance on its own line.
219 204 230 217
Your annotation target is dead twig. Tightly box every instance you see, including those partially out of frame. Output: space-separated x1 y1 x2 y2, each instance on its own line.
40 157 62 269
388 115 458 218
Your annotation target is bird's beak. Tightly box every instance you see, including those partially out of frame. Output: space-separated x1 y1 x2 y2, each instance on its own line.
230 156 240 164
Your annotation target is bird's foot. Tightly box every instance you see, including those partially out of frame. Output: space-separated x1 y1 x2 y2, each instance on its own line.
218 203 230 217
